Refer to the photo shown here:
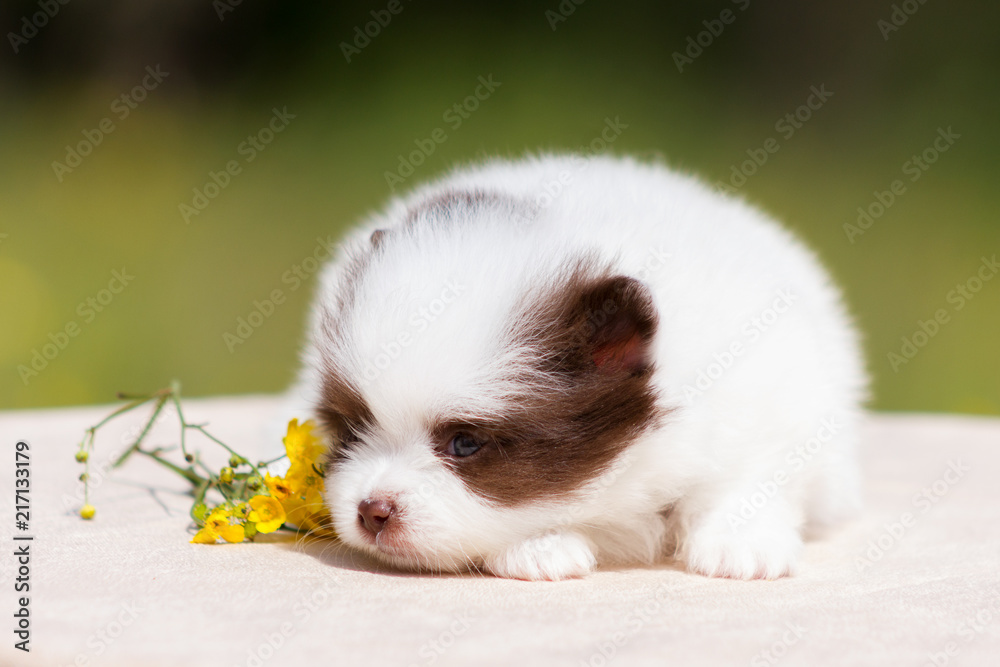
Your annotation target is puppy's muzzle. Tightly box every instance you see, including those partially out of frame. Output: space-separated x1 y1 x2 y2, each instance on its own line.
357 497 396 537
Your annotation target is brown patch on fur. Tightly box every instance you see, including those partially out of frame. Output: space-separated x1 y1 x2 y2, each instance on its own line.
323 246 374 336
405 189 504 226
433 263 665 505
369 228 389 249
405 188 537 229
316 368 375 469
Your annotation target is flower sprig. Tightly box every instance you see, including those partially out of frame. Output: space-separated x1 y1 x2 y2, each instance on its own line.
75 382 336 543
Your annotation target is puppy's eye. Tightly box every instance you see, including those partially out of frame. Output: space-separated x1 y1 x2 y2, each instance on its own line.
447 432 484 457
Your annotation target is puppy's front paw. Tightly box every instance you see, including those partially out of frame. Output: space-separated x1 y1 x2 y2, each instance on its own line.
681 519 802 580
485 531 597 581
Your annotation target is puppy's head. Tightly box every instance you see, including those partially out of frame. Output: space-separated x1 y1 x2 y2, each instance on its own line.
311 193 661 572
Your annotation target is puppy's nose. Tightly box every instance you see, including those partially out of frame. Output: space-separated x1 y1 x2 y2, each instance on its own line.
358 498 395 536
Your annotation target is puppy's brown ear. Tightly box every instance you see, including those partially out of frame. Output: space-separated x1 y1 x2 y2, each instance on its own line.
573 276 658 375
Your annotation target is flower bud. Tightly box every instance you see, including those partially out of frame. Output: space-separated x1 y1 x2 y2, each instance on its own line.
80 504 96 520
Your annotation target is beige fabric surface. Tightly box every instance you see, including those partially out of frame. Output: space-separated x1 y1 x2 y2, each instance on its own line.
1 396 998 667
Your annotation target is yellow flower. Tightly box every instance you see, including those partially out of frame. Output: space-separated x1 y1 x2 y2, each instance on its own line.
283 419 324 466
248 495 286 533
191 506 245 544
281 419 327 498
80 504 96 520
250 419 336 538
264 473 292 500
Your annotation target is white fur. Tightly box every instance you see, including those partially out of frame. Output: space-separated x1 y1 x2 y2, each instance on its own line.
291 154 867 581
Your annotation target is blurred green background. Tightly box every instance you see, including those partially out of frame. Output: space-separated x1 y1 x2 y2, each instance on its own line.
1 0 998 413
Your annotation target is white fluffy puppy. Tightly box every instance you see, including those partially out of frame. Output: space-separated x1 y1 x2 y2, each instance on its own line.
292 154 867 581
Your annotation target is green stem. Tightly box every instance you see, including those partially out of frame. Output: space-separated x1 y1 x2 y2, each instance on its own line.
259 453 288 468
113 395 168 469
88 396 154 433
77 383 282 527
187 424 263 477
83 432 93 505
134 448 205 486
192 458 237 503
169 392 191 462
193 478 210 507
